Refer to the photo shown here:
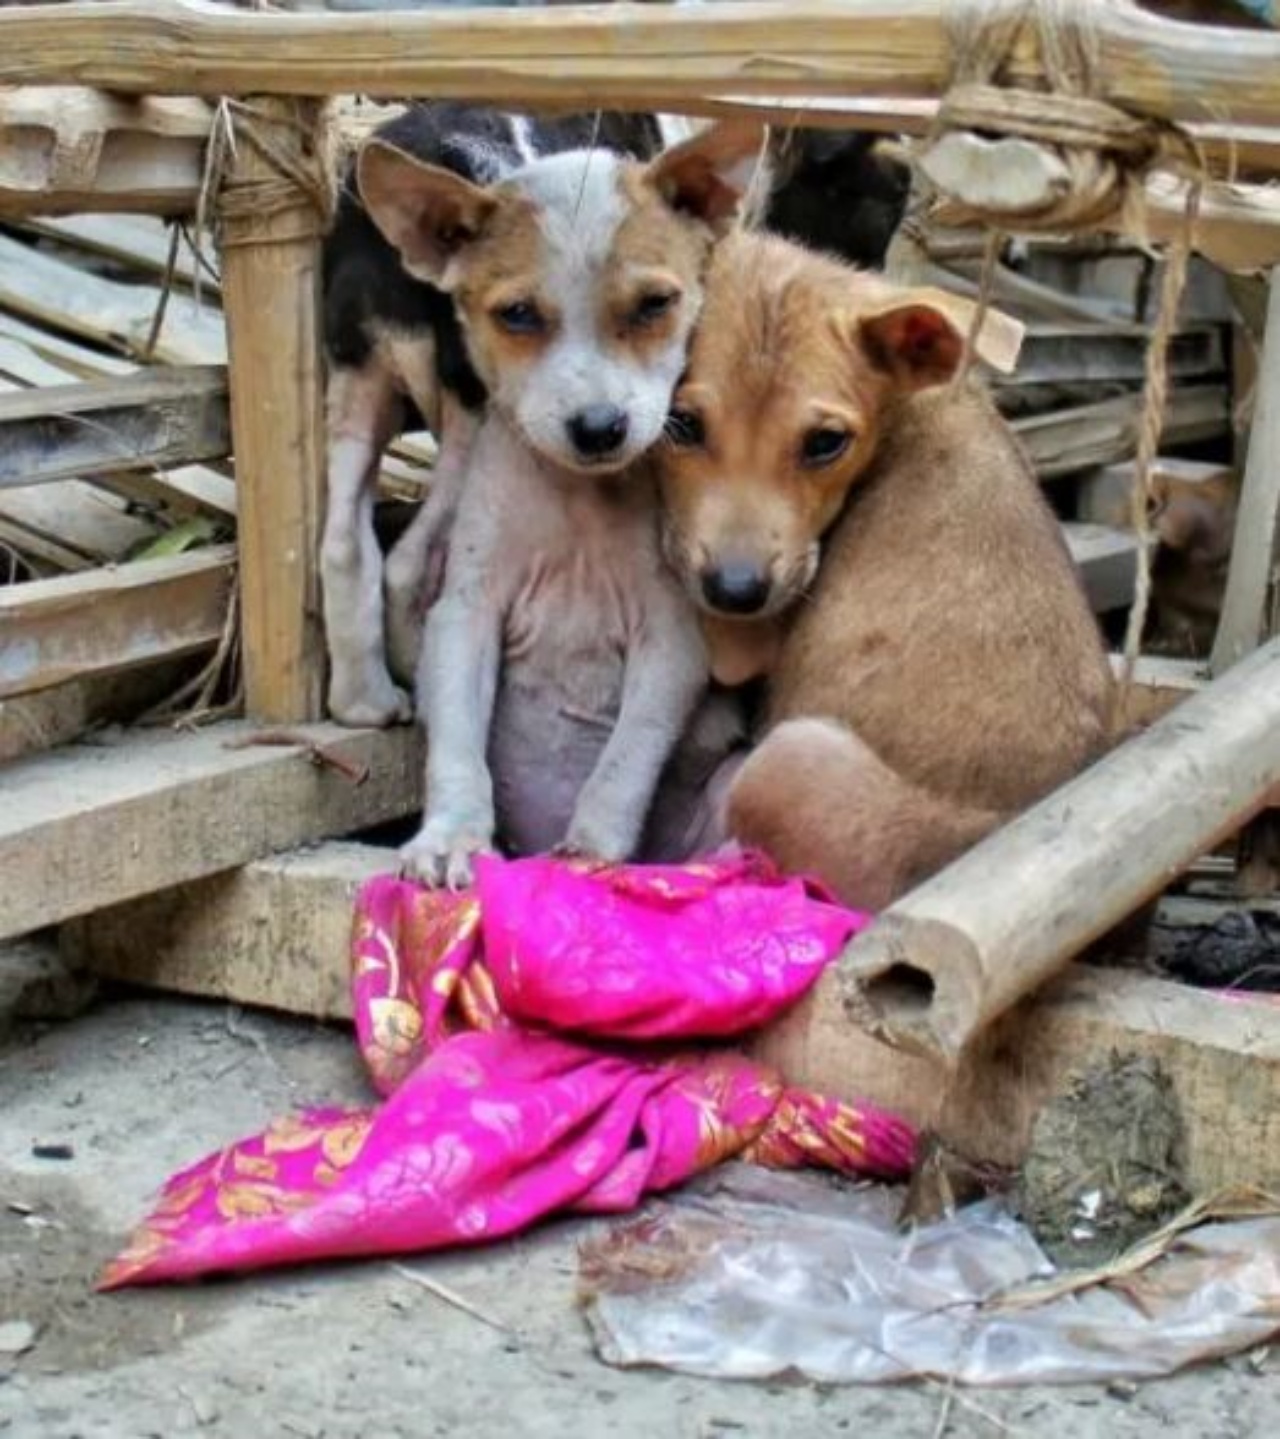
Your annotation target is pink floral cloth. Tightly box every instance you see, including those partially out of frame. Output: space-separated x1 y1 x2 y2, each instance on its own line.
102 852 917 1290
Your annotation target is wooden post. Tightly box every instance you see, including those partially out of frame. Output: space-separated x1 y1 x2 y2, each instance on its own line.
1210 267 1280 674
219 96 328 722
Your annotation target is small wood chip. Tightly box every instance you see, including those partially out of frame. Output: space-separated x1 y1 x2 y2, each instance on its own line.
0 1321 37 1356
31 1143 74 1161
389 1263 512 1333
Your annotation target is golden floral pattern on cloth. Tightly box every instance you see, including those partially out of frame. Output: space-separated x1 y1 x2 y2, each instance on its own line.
102 853 916 1289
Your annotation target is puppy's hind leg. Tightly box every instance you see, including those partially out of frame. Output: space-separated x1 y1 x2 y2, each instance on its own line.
384 396 481 686
727 718 1003 911
321 363 412 727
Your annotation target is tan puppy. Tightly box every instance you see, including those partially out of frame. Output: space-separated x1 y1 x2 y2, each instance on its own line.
657 231 1115 910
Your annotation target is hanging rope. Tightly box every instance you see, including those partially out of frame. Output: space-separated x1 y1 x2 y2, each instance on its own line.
914 0 1207 732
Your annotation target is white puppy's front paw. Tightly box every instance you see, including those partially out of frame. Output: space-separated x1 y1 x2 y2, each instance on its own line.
560 806 639 867
400 811 495 890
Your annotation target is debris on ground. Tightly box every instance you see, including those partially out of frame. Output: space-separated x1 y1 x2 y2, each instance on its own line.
1017 1055 1189 1267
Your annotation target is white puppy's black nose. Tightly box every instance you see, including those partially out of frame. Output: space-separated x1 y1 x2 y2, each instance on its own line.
567 405 629 459
701 563 771 616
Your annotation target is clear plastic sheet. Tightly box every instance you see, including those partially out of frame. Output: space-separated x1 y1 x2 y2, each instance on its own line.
579 1167 1280 1386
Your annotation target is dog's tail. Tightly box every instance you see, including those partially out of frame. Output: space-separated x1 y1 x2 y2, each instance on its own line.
727 717 1003 912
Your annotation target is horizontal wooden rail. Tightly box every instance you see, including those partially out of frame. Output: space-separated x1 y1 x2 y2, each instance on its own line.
0 544 234 699
0 366 229 489
0 1 1278 130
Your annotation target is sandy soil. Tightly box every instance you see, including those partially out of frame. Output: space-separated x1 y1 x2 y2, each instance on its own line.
1 949 1277 1439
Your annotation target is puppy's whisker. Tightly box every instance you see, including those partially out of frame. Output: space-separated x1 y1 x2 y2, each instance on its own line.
572 110 605 226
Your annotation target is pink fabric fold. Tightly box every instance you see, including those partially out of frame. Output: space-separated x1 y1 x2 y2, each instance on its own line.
103 852 916 1290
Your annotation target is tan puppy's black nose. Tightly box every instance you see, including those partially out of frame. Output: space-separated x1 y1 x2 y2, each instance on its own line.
701 563 771 615
567 405 629 459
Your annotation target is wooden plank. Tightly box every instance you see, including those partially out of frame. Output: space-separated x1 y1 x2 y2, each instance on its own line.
0 366 229 490
1078 457 1237 531
0 1 1278 127
1110 652 1208 725
0 87 210 218
839 635 1280 1063
65 841 390 1020
21 214 217 291
751 964 1280 1193
1013 384 1230 478
0 232 225 366
65 839 1280 1192
0 314 135 381
0 544 235 699
1211 268 1280 673
0 720 423 942
0 660 199 764
1139 173 1280 274
219 96 327 722
1063 521 1139 613
0 479 161 566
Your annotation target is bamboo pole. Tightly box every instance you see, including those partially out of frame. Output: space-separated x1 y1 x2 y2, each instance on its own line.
0 1 1277 130
1210 269 1280 673
218 96 328 723
839 634 1280 1064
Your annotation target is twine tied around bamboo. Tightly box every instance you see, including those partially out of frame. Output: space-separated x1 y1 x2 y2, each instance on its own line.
919 0 1186 236
913 0 1206 735
203 96 340 252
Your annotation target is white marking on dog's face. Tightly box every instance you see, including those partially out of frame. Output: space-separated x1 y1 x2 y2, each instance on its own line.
446 149 712 477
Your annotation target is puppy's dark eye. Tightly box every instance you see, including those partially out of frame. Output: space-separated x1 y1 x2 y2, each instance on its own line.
493 300 546 335
664 407 705 448
630 290 679 327
800 427 852 467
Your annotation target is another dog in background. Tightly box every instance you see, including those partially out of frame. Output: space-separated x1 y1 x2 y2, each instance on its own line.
763 127 910 270
352 123 764 885
657 231 1115 910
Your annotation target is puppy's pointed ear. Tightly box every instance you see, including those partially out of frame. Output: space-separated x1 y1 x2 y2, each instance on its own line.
858 288 1024 392
643 120 768 229
356 139 498 285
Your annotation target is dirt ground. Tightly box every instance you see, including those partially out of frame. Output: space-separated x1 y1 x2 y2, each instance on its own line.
2 946 1277 1439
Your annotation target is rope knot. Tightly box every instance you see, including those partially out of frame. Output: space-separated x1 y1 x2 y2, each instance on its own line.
919 0 1178 233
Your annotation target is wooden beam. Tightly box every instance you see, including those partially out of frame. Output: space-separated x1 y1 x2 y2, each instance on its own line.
0 721 423 942
64 838 1280 1192
0 545 235 699
1063 521 1139 613
219 96 327 723
1137 174 1280 274
0 366 229 490
0 232 224 367
1013 384 1230 478
751 963 1280 1194
1212 268 1280 673
0 86 210 218
839 635 1280 1064
0 1 1277 126
65 841 389 1020
0 662 197 764
1111 652 1208 724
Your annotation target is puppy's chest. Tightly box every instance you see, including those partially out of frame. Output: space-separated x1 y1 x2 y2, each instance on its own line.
502 491 662 658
